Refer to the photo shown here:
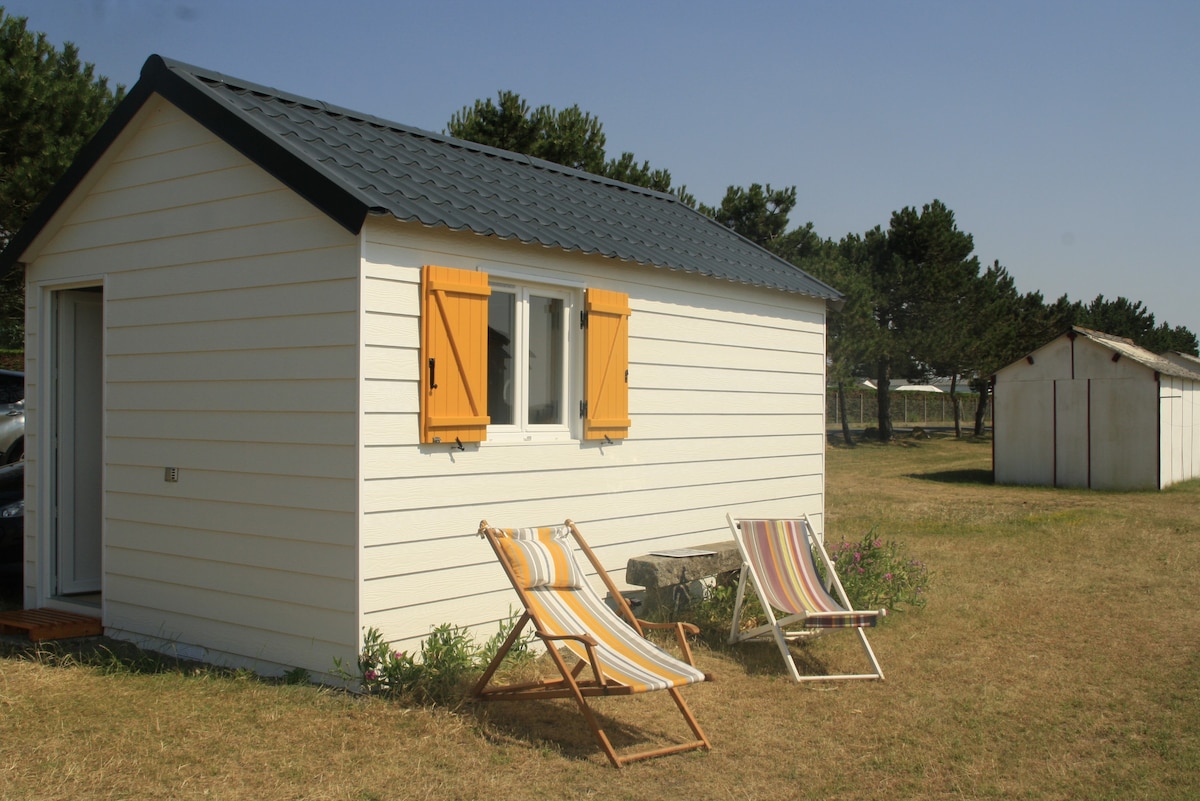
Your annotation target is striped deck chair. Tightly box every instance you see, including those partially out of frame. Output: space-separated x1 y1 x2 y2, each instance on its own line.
475 519 712 767
727 514 885 682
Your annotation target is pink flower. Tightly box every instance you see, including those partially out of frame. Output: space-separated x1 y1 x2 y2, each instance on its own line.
873 539 883 549
884 573 894 581
364 669 378 681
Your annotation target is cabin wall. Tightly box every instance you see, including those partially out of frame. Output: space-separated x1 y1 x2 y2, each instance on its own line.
993 334 1169 490
21 97 361 676
993 377 1055 487
1160 374 1200 487
359 222 829 649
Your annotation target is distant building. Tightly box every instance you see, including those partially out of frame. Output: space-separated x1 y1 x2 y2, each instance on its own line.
993 327 1200 490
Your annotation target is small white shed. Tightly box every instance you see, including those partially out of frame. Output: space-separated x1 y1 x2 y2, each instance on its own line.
993 326 1200 490
0 56 843 678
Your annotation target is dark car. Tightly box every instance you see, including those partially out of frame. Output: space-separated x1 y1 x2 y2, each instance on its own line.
0 460 22 573
0 369 23 464
0 369 22 405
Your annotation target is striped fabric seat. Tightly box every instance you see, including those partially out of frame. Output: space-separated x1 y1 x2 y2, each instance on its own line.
727 514 885 682
495 526 585 589
514 550 706 692
738 518 880 628
475 519 711 767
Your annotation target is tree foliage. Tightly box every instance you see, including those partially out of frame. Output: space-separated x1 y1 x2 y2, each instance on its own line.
0 7 124 347
0 8 124 247
1068 294 1198 355
846 201 980 441
699 183 797 253
447 90 679 196
440 90 1200 387
804 240 880 445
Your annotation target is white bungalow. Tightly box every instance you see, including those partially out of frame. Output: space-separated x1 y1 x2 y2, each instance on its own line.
993 327 1200 490
0 56 843 678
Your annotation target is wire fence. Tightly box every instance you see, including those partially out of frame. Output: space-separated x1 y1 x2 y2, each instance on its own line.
826 388 992 427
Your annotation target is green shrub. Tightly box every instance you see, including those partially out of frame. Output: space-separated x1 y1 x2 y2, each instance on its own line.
827 529 929 612
336 613 533 706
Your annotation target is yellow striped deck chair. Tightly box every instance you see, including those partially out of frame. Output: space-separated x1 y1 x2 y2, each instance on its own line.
475 519 712 767
727 514 885 683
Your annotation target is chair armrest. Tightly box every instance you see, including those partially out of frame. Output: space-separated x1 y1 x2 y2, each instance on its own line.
539 632 599 648
639 619 700 636
635 620 703 667
539 633 606 685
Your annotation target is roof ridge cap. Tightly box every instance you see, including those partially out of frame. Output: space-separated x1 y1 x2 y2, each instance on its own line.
153 55 681 202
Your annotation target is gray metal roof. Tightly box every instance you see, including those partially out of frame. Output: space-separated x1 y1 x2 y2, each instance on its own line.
2 55 843 306
1072 327 1200 382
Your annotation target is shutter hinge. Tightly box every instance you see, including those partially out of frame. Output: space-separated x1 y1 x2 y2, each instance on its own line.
579 400 587 419
579 310 588 329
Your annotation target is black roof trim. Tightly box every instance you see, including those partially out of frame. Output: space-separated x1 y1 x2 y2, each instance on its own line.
145 56 371 235
0 55 369 274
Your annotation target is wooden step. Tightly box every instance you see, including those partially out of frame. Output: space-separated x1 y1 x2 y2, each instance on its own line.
0 608 103 641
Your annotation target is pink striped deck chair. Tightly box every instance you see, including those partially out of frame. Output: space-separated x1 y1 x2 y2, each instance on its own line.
726 514 885 682
474 519 712 767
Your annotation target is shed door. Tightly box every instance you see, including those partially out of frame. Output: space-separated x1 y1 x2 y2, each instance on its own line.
1053 379 1089 488
55 289 103 595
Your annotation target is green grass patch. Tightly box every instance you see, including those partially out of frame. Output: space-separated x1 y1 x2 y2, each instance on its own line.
2 434 1198 799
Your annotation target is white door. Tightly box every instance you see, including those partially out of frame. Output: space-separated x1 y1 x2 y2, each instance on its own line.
55 289 103 595
1053 379 1089 488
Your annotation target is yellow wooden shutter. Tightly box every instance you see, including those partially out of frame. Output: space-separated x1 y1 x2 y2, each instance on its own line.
420 265 490 444
583 288 631 441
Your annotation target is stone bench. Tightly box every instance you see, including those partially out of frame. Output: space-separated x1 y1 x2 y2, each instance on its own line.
625 541 743 613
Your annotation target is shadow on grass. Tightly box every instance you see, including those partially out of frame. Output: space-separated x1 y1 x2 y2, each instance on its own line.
467 684 702 765
0 634 311 686
0 635 208 675
908 468 995 485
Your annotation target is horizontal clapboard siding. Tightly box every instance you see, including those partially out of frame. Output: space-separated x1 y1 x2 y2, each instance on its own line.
359 224 827 649
26 98 361 675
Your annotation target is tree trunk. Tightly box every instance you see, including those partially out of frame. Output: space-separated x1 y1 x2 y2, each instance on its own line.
949 373 962 438
875 359 892 442
973 379 991 436
837 381 854 446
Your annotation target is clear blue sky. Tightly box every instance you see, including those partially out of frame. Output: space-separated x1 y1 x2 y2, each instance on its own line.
9 0 1199 339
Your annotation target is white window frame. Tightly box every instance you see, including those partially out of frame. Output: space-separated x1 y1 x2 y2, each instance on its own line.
484 274 581 444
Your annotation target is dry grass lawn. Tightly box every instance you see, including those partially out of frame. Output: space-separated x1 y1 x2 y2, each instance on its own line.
2 433 1199 800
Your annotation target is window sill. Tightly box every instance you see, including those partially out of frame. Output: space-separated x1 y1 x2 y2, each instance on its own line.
483 430 578 446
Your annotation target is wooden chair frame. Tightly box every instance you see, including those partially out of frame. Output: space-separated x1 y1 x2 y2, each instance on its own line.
727 513 885 683
474 519 712 767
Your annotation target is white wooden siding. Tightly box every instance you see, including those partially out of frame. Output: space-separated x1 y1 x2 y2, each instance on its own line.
1089 377 1158 490
22 97 361 676
1160 375 1200 487
993 378 1055 486
994 333 1199 490
359 223 828 649
20 93 837 669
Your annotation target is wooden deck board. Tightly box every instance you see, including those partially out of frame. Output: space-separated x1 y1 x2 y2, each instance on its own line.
0 608 103 641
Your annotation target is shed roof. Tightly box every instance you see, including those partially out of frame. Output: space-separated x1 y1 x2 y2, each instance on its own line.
1067 327 1200 382
1 55 842 306
1162 350 1200 374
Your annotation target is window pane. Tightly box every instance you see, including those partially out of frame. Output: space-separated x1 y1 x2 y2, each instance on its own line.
527 295 563 425
488 290 515 426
